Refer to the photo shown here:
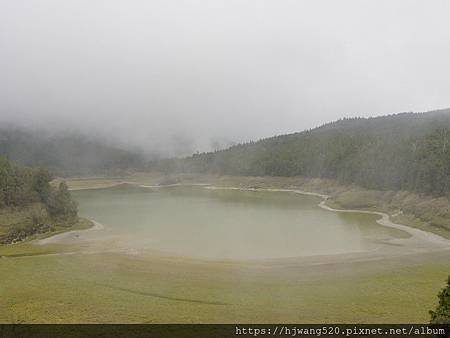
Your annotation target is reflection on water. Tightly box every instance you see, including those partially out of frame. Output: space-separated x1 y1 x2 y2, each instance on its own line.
72 186 408 260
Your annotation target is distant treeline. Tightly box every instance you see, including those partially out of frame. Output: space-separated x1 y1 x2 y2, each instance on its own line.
0 156 77 223
150 109 450 196
0 128 145 176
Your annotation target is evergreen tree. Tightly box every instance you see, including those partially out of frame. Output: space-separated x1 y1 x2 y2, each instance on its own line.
0 156 79 225
47 182 78 224
33 167 52 203
153 110 450 197
430 276 450 324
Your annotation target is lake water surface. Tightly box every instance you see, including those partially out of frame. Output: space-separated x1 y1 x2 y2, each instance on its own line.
72 185 408 260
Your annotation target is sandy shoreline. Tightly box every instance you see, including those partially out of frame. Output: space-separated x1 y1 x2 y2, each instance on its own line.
205 186 450 250
36 220 105 246
318 198 450 247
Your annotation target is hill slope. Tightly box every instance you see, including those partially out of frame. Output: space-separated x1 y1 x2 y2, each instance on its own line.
0 156 88 244
0 127 144 176
153 109 450 196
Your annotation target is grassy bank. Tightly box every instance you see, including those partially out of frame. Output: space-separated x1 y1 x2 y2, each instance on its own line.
0 201 93 253
1 250 449 323
0 217 92 258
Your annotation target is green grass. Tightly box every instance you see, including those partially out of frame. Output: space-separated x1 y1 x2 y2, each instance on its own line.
0 218 93 257
0 204 45 235
1 251 449 323
0 198 93 244
56 173 167 190
391 214 450 240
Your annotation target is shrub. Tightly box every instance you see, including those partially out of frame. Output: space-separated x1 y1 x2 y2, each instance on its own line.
430 276 450 324
47 182 78 224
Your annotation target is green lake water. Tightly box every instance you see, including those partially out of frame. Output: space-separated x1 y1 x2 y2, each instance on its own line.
72 186 408 260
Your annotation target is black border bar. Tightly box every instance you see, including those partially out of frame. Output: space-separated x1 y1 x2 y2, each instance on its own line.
0 324 449 338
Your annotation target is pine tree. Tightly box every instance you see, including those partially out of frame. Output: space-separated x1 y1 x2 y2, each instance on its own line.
47 182 78 224
430 276 450 324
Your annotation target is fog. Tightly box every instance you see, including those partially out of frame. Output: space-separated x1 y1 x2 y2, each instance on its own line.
1 0 450 157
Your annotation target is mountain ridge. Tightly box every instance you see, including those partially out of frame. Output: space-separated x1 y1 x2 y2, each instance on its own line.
0 127 145 176
151 108 450 196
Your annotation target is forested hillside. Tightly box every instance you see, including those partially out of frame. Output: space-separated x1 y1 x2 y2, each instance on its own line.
0 127 144 176
151 109 450 196
0 156 80 244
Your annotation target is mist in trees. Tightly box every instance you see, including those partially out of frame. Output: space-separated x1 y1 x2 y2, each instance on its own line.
151 110 450 197
0 128 145 176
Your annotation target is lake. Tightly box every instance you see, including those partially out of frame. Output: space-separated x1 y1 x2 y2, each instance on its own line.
71 185 408 260
2 184 448 324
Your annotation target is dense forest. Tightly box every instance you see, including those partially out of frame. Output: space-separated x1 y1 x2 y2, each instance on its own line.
0 127 144 176
150 109 450 196
0 156 78 244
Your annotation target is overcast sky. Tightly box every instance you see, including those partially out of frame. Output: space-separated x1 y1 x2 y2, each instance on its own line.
1 0 450 156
